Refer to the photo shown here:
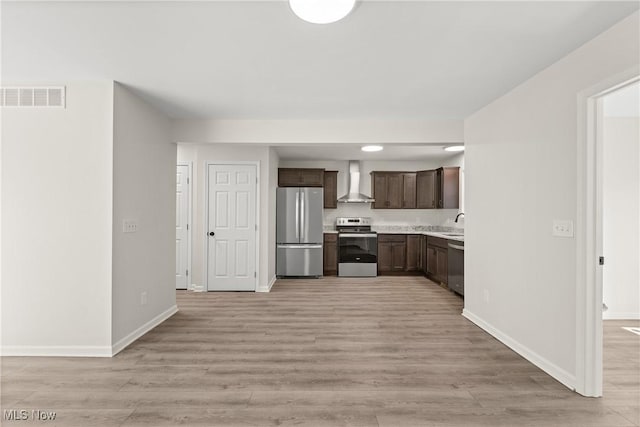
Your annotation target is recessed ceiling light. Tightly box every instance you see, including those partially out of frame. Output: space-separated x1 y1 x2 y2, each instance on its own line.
444 145 465 152
361 145 383 152
289 0 356 24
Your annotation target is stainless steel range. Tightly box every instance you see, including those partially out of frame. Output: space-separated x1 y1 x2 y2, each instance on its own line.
336 217 377 277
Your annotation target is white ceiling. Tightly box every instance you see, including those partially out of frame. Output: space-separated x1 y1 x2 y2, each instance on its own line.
274 144 460 161
2 1 638 119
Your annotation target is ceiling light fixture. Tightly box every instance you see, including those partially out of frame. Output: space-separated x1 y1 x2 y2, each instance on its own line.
444 145 465 152
289 0 356 24
361 145 383 152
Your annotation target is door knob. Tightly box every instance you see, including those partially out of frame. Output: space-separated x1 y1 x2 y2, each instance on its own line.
209 232 215 236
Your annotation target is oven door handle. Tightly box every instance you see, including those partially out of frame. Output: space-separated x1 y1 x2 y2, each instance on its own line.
339 233 378 238
277 244 323 249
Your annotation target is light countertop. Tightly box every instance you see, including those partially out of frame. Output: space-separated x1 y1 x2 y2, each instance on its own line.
323 226 464 242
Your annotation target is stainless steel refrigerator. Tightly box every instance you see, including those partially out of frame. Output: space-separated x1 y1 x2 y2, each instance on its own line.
276 187 324 277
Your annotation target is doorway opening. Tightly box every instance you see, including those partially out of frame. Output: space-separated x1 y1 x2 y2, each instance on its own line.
577 70 639 397
600 82 640 398
176 162 193 290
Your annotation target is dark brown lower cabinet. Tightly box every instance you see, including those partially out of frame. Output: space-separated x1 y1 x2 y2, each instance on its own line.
377 234 452 278
426 236 448 286
377 235 406 274
421 235 428 275
323 233 337 276
406 235 422 272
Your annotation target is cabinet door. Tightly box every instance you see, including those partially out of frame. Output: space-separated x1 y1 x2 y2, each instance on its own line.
406 235 421 271
391 242 406 271
422 236 428 274
372 173 388 209
402 173 417 209
436 247 448 284
323 171 338 209
300 169 325 187
417 170 437 209
377 242 392 272
323 239 337 276
426 245 437 277
278 168 302 187
437 167 460 209
387 173 403 209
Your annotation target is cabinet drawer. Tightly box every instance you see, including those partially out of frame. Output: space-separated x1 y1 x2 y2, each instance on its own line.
378 234 407 243
427 236 448 249
324 233 338 243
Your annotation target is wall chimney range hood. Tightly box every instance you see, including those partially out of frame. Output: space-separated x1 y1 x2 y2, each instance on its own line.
337 161 375 203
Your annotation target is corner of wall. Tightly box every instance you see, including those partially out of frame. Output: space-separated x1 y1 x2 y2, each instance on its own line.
462 309 577 390
111 83 177 348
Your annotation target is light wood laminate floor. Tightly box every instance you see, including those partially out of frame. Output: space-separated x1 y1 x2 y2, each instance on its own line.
1 277 639 426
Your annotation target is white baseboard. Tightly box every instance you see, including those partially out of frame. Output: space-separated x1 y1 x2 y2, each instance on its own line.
603 312 640 320
256 276 276 293
1 345 112 357
111 305 178 356
462 309 576 391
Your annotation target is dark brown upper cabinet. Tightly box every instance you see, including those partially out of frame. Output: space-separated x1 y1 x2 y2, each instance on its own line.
371 172 416 209
416 167 460 209
437 167 460 209
416 170 437 209
278 168 324 187
402 173 417 209
323 170 338 209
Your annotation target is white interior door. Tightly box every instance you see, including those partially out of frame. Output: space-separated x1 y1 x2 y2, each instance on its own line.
176 165 190 289
207 164 257 291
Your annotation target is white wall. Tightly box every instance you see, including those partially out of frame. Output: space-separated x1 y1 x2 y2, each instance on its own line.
279 157 464 227
172 119 463 144
602 115 639 319
463 12 639 389
176 144 273 291
267 147 280 287
111 83 177 348
1 81 114 355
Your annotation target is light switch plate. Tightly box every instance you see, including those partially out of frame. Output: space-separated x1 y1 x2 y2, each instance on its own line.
123 220 138 233
552 220 574 238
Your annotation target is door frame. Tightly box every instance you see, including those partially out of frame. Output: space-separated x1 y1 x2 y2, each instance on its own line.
177 162 193 290
204 161 260 292
575 66 639 397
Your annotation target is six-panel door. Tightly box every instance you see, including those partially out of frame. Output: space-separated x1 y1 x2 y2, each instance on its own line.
207 164 257 291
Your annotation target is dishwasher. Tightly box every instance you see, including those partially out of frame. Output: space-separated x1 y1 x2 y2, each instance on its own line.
447 241 464 296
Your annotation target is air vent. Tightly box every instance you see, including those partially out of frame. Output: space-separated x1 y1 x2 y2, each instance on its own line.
0 86 65 108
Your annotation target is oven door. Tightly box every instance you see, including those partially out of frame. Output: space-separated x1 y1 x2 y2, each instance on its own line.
338 233 378 263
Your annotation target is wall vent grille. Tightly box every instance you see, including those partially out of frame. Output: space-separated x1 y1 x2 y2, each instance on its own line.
0 86 65 108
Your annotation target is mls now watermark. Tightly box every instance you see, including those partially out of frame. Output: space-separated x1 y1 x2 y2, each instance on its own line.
4 409 57 421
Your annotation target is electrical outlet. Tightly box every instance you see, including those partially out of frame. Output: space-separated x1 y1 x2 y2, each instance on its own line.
552 220 574 238
140 291 147 306
483 289 490 303
123 220 138 233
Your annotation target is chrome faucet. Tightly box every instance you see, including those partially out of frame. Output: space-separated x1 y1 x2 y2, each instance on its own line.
455 213 465 223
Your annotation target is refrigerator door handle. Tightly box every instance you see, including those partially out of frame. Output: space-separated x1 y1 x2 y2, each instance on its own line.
300 190 305 239
295 190 300 239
